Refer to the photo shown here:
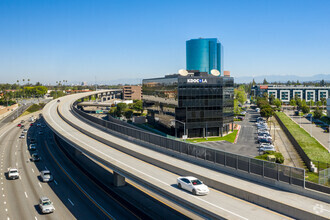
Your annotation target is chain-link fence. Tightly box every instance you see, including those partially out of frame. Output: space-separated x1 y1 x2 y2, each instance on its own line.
73 103 306 188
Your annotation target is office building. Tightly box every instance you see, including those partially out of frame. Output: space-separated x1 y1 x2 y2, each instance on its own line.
122 85 142 100
252 85 330 103
142 71 234 138
186 38 223 75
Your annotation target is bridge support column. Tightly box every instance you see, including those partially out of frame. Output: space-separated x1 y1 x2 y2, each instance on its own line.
113 171 125 187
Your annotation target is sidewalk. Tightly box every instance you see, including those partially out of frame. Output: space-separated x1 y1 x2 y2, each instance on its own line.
284 110 330 153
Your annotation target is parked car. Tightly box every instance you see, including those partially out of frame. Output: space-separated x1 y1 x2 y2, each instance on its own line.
177 176 209 195
8 168 19 180
39 196 55 214
40 170 53 182
258 138 272 144
258 135 272 140
258 143 274 148
259 146 276 152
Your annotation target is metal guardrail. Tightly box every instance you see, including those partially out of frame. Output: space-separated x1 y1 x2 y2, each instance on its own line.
73 103 306 188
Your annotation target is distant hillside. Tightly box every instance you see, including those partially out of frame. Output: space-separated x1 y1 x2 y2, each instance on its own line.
234 74 330 84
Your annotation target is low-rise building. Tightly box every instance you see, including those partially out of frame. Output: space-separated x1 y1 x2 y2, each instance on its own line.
252 85 330 103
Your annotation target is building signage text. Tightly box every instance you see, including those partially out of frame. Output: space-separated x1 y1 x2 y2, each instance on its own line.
187 79 208 83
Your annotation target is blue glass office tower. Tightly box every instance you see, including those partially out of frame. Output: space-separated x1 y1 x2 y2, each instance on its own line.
186 38 223 75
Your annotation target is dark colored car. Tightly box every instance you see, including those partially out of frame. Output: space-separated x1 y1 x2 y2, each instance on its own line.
31 153 41 162
258 138 272 144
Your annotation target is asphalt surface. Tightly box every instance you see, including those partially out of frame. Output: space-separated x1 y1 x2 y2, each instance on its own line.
200 108 260 157
0 114 139 220
42 92 302 220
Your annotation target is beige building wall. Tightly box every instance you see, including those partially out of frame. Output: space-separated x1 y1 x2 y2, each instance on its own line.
122 85 142 100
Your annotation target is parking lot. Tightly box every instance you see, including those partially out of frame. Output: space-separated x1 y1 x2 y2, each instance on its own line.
200 108 261 157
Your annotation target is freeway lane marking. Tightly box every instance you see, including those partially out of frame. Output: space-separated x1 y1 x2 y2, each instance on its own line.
44 140 115 220
52 101 248 220
24 192 28 198
38 182 42 188
31 168 34 173
45 166 48 170
68 198 75 206
54 180 58 185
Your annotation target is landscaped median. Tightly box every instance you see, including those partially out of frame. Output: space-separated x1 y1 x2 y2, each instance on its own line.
21 103 45 117
275 112 330 164
186 130 238 143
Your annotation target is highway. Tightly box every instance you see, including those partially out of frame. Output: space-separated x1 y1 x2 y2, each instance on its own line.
42 92 305 219
0 113 140 220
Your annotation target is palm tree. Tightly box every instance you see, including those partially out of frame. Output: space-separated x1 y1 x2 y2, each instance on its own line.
27 79 30 85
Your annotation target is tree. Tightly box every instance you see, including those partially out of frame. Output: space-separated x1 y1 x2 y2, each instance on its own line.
124 109 134 120
313 107 323 119
133 100 143 113
263 78 268 85
289 99 296 106
274 98 282 108
252 78 256 86
320 79 325 86
260 107 274 120
301 105 310 114
269 94 275 105
116 103 127 116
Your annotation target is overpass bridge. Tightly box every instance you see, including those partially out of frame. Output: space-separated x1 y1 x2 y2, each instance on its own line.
43 90 330 220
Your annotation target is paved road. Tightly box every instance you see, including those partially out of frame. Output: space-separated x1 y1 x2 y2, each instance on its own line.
284 110 330 152
0 113 139 220
43 92 316 219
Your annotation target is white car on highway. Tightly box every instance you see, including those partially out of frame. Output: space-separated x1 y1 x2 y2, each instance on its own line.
39 196 55 214
40 170 53 182
177 176 209 195
8 168 19 180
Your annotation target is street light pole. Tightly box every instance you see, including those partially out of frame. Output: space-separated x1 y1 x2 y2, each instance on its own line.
171 119 186 138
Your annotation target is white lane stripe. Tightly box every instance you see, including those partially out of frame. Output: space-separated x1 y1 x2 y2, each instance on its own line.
68 198 74 206
34 216 37 220
44 135 114 219
45 166 48 170
24 192 28 198
50 100 248 220
54 180 58 185
38 182 42 188
15 152 16 155
31 168 34 173
16 162 18 167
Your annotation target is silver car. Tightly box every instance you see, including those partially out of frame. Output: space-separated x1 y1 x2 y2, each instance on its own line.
40 170 53 182
39 196 55 214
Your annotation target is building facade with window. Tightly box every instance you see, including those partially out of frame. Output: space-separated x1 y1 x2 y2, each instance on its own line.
142 71 234 138
186 38 223 75
252 85 330 103
122 85 142 100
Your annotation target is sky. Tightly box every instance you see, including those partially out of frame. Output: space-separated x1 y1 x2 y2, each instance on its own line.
0 0 330 84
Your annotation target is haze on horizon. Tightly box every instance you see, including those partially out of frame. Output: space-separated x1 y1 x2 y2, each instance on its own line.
1 0 330 84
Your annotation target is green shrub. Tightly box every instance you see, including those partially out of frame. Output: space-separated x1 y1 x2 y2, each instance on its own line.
255 151 284 164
